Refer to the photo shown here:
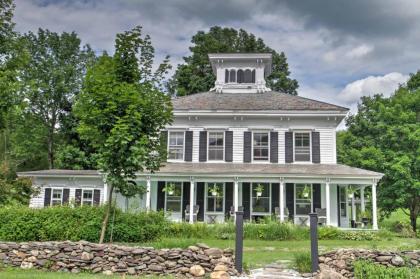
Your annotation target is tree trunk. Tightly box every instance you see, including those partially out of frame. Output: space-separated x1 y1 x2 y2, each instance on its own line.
99 184 114 244
47 127 54 169
409 197 419 233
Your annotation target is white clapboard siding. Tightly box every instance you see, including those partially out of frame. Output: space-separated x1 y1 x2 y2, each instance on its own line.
232 128 247 163
319 128 336 164
29 177 104 208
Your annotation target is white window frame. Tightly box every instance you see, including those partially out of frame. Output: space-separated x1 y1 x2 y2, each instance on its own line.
294 184 313 216
164 181 183 213
167 131 185 161
293 131 312 163
252 131 270 162
50 187 63 206
207 131 225 162
250 183 272 216
81 189 94 206
204 182 225 214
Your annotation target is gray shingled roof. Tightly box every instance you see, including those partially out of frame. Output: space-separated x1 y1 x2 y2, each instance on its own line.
172 91 349 111
18 163 382 178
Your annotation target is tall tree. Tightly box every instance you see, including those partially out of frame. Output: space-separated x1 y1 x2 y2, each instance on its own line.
75 26 172 243
338 77 420 232
169 26 298 96
21 29 94 169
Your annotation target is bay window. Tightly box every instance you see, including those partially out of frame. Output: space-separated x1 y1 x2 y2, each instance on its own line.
294 132 311 162
208 132 224 161
253 132 269 161
168 131 184 160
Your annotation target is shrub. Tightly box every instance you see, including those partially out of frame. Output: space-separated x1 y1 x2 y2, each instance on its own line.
353 260 420 279
0 206 168 243
318 226 340 240
337 231 379 241
293 252 312 273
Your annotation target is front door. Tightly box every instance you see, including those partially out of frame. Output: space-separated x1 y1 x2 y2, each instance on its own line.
338 186 349 228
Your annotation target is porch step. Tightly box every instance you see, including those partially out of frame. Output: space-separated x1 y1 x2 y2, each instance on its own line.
248 262 311 279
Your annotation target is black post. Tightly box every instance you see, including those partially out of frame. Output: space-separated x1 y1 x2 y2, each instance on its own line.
235 210 244 274
309 213 319 273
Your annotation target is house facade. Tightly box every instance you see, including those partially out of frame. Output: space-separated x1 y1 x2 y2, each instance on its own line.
19 53 383 229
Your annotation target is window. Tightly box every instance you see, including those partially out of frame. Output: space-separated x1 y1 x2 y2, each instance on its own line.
339 187 347 217
208 132 224 160
51 189 63 206
225 69 229 83
229 69 236 82
253 132 269 161
244 69 252 83
294 132 311 162
168 131 184 160
165 182 182 212
237 69 244 83
295 184 312 215
206 183 224 212
82 190 93 206
251 183 270 213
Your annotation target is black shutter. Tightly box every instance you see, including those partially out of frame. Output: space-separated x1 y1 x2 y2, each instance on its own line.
196 182 205 221
286 183 294 220
311 131 320 163
270 132 278 163
185 131 193 162
243 131 252 163
285 132 294 163
44 188 51 207
62 188 70 205
225 131 233 162
242 183 251 220
312 184 321 212
160 131 168 162
225 182 234 219
271 183 279 214
75 189 82 206
157 181 165 211
199 131 207 162
182 182 190 220
93 189 101 206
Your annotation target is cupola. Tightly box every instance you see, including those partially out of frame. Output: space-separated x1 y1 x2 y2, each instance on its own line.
208 53 272 93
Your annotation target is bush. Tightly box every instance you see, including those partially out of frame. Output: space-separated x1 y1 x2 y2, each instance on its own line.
337 231 379 241
353 260 420 279
318 226 340 240
0 206 168 243
293 252 312 273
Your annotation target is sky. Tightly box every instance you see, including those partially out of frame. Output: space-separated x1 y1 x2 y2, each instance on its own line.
13 0 420 117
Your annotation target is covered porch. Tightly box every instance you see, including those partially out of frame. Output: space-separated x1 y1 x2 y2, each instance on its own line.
125 163 383 229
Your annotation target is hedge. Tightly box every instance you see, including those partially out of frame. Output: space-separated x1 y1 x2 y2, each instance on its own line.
0 206 168 243
354 260 420 279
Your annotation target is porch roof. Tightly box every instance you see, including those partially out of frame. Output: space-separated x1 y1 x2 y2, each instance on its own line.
18 163 383 180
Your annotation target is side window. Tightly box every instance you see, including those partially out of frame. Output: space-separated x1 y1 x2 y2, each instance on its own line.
168 131 184 160
82 190 93 206
208 132 224 160
51 189 63 206
294 132 311 162
253 132 269 161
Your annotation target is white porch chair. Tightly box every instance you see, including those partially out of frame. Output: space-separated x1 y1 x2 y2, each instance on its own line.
185 205 199 222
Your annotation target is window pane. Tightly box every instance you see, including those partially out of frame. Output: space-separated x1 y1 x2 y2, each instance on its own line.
229 70 236 83
253 133 269 160
208 132 224 160
295 133 310 161
244 69 252 83
295 184 311 215
168 132 184 160
207 183 224 212
165 182 182 212
52 189 62 199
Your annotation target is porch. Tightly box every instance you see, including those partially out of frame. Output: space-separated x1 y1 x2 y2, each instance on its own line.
113 163 383 229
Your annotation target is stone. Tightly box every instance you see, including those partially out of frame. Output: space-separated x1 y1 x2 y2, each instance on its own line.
197 243 210 249
26 256 37 263
376 255 392 262
132 248 145 255
205 248 223 258
190 265 205 277
188 245 200 252
214 264 228 272
149 264 164 272
165 260 177 268
20 261 33 269
391 255 404 266
81 251 93 261
30 250 39 257
210 270 230 279
71 268 80 273
197 254 210 261
127 267 136 275
315 269 345 279
336 259 346 269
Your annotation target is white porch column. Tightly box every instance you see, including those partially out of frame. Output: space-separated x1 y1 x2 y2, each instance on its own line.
234 177 239 212
360 186 365 213
279 178 285 222
189 177 195 224
103 178 108 204
372 181 378 230
146 176 151 211
325 179 331 226
351 194 356 221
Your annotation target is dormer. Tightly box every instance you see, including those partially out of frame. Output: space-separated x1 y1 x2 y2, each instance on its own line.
208 53 272 93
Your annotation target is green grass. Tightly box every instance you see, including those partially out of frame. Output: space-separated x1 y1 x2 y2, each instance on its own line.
380 209 420 230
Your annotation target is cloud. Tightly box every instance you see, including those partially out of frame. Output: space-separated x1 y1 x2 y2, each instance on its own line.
337 72 409 104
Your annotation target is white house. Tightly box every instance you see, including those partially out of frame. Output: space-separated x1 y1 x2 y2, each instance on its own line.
18 53 383 229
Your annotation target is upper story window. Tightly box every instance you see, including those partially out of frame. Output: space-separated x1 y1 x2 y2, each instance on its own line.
51 189 63 206
225 69 256 84
168 131 184 160
208 131 224 161
294 132 311 162
253 132 269 161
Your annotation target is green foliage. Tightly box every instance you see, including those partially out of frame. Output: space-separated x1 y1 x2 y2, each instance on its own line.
0 161 34 206
169 26 298 96
353 260 420 279
318 226 340 240
337 78 420 232
55 145 98 170
293 252 312 273
0 206 168 243
337 231 379 241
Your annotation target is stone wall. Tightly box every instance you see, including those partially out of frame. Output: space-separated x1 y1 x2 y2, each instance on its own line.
317 249 420 278
0 241 237 278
